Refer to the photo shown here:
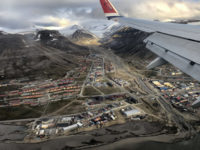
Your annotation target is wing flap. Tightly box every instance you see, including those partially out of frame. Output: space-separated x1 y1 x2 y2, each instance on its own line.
144 33 200 65
145 33 200 81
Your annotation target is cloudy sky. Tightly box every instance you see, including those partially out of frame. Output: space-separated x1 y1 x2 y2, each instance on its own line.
0 0 200 32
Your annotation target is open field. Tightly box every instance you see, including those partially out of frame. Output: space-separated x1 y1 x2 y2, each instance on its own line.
83 86 101 96
44 99 73 115
58 101 86 115
97 87 121 95
0 105 45 121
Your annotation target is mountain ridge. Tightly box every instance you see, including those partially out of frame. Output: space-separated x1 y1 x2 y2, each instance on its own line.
0 30 89 80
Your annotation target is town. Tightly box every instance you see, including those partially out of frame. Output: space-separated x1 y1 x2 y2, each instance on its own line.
0 51 200 143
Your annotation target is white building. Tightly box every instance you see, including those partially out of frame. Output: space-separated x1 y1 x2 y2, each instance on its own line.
63 122 83 132
122 108 141 117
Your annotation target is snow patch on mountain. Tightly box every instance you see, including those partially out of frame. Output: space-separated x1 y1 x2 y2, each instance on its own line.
60 20 122 38
81 20 122 38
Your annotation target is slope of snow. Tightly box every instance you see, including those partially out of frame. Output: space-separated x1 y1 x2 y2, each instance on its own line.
17 30 36 35
60 20 122 38
81 20 121 38
60 25 83 37
0 31 9 35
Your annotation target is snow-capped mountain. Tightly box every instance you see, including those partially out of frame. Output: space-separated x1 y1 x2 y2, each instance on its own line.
60 25 83 37
17 30 36 35
0 31 9 35
71 29 98 41
81 20 122 38
70 29 99 45
60 20 122 38
70 25 83 30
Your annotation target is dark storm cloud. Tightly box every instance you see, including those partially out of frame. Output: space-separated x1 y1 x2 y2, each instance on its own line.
0 0 200 32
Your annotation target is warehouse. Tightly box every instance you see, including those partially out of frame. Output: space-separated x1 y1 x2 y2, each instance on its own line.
121 107 141 117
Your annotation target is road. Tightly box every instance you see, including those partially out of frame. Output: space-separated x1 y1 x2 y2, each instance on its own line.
137 77 154 94
79 60 93 97
90 45 195 137
0 45 195 139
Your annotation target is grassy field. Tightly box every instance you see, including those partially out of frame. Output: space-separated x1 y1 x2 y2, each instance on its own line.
0 105 45 121
0 99 75 120
83 86 101 96
58 101 86 115
44 99 73 115
97 87 121 95
75 74 87 82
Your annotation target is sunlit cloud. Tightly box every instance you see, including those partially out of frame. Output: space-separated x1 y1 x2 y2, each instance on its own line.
47 16 78 28
33 15 79 30
117 0 200 21
0 0 200 32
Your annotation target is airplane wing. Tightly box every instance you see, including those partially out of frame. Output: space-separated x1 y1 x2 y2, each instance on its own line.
100 0 200 82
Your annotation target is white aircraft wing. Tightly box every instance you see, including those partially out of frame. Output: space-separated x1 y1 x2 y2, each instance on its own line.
100 0 200 81
118 17 200 42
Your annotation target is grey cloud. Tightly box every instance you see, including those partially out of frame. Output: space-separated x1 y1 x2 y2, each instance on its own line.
0 16 31 29
0 0 104 31
0 0 200 32
34 22 58 27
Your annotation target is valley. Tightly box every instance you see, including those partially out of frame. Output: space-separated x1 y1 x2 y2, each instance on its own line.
0 27 200 150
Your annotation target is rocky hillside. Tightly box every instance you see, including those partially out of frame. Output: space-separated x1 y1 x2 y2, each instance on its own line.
71 29 99 45
36 30 89 55
0 30 89 80
101 27 156 68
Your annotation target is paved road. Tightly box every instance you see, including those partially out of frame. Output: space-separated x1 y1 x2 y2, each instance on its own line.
79 61 93 97
0 46 194 138
91 46 195 137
